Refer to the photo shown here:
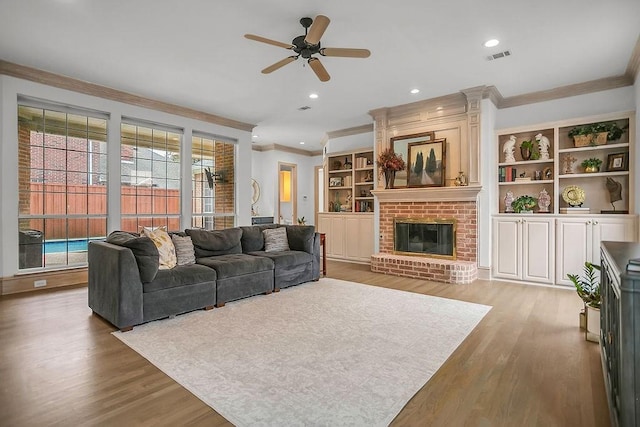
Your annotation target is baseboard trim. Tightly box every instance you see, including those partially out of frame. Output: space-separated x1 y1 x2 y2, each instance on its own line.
1 268 87 295
476 267 491 281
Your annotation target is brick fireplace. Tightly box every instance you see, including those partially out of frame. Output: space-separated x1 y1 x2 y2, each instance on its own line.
371 186 481 284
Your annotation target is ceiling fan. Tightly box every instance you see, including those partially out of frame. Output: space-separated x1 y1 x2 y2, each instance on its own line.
244 15 371 82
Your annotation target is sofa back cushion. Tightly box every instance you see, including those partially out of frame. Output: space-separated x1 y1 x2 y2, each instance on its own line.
186 228 243 257
285 225 315 253
106 231 159 283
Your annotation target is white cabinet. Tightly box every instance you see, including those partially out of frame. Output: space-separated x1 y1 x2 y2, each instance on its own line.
555 216 636 286
317 213 374 263
492 216 555 284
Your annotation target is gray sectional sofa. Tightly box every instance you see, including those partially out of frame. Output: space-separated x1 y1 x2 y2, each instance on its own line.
88 224 321 331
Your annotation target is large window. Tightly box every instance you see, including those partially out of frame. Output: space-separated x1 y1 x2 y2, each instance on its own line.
17 104 108 270
192 134 235 230
121 122 182 232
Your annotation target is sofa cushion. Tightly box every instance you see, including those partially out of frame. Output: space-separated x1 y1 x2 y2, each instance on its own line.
240 224 278 252
143 264 218 293
186 228 242 257
197 253 273 280
106 231 159 283
247 250 313 270
263 227 290 252
285 225 315 253
141 226 177 269
172 235 196 265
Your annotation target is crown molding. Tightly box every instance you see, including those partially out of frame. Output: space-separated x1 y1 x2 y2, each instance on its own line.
626 34 640 82
326 123 373 140
498 74 633 109
252 143 321 156
483 85 503 107
0 59 256 132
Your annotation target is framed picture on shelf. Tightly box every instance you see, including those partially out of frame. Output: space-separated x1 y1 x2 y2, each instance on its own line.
607 152 628 171
390 131 435 187
329 177 344 187
406 138 446 187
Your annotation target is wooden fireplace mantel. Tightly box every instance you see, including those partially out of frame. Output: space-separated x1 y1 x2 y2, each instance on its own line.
371 185 482 203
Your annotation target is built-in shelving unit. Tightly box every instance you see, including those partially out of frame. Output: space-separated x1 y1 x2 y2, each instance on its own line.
326 148 375 213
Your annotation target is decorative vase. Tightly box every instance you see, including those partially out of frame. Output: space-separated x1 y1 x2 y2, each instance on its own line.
520 147 532 161
384 170 395 189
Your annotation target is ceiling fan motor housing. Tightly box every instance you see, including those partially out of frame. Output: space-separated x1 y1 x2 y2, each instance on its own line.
292 35 320 58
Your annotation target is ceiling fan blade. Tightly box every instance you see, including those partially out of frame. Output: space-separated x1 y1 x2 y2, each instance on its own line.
308 58 330 82
304 15 330 45
321 47 371 58
244 34 294 50
262 56 297 74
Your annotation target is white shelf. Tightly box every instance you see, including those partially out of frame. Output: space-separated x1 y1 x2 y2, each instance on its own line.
328 169 352 174
355 181 374 186
499 179 553 186
498 159 554 167
328 186 349 190
558 171 629 179
558 142 629 153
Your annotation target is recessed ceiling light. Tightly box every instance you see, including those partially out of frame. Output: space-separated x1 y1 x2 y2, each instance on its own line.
252 135 258 138
300 141 305 145
484 39 500 48
410 88 420 94
309 93 318 99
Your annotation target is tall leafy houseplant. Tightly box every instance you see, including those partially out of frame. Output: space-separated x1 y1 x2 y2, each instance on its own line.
567 262 601 308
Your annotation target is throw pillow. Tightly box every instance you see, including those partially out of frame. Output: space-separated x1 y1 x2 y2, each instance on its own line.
263 227 290 252
105 231 159 283
141 226 177 269
171 235 196 265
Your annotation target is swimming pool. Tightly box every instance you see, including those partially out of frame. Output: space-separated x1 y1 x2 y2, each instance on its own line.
44 239 93 254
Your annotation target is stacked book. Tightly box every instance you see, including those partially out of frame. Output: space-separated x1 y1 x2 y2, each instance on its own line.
498 166 517 182
627 258 640 273
355 157 369 169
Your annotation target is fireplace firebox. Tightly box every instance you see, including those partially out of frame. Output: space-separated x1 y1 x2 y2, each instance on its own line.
393 218 456 259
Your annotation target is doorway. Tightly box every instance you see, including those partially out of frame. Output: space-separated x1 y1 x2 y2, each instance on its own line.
277 162 297 224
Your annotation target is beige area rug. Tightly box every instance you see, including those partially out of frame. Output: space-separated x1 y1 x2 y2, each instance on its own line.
113 278 491 426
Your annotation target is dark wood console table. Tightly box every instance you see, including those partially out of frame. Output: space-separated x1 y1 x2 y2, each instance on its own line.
600 241 640 427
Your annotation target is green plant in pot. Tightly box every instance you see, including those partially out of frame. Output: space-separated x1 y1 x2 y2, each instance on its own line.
567 262 601 342
520 140 535 161
581 157 602 173
511 195 537 213
568 122 626 146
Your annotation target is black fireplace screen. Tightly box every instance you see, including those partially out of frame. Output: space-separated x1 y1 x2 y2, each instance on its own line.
394 219 456 258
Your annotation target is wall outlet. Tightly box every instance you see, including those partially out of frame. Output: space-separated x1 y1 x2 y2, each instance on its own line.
34 279 47 288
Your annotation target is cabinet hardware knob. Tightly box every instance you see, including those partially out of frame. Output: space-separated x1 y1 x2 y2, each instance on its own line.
586 221 591 224
594 221 598 225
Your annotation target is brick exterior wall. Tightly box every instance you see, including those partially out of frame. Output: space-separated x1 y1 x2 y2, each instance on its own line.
378 201 477 262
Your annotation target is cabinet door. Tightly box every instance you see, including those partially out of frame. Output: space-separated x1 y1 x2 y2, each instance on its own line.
492 218 521 280
328 216 346 258
591 217 636 260
522 218 555 284
345 215 374 261
556 218 591 287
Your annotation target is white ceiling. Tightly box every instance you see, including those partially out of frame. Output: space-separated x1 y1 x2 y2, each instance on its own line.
1 0 638 152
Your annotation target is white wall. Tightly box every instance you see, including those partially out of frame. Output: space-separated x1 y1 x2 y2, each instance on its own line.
250 149 322 225
636 71 640 232
0 75 252 277
325 131 374 155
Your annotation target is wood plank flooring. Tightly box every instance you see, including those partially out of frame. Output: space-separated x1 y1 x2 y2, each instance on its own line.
0 262 610 426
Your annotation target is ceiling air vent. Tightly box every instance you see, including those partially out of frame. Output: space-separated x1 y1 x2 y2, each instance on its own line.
298 106 311 111
487 50 511 61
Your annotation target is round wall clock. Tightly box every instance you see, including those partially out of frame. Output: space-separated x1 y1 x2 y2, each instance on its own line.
562 185 585 207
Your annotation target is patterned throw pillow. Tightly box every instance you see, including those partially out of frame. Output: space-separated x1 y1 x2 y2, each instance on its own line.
171 235 196 265
263 227 290 252
141 226 177 269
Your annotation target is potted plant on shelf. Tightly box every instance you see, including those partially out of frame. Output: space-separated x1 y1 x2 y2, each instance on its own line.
581 157 602 173
568 122 626 147
377 148 406 189
567 262 601 342
511 195 537 213
520 140 535 161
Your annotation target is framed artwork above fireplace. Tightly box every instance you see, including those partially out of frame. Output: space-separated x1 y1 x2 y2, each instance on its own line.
390 131 435 188
407 138 446 187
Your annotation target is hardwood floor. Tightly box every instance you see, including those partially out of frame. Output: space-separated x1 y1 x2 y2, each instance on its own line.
0 262 610 426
